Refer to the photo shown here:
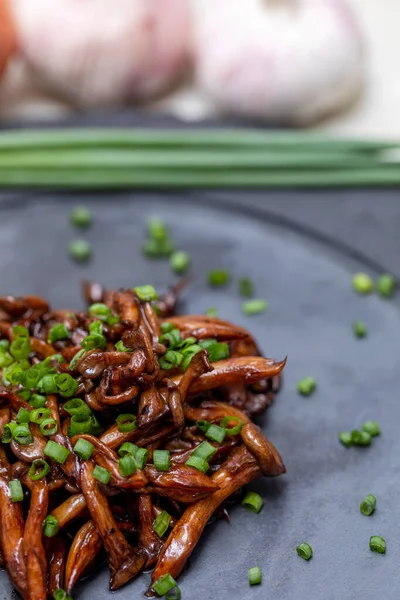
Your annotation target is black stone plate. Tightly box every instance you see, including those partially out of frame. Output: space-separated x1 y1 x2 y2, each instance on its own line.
0 116 400 600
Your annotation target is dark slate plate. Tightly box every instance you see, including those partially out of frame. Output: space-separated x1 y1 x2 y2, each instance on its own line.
0 118 400 600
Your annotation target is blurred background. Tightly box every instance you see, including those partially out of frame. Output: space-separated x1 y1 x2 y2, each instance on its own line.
0 0 398 137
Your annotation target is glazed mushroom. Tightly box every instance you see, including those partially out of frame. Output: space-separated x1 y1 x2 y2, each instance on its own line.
0 284 286 598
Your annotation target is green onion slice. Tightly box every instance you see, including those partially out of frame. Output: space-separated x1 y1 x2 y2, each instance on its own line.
43 515 59 537
93 465 111 485
73 438 94 460
220 416 243 435
9 479 24 502
28 459 50 481
242 491 263 514
116 414 137 433
152 511 171 537
153 449 170 471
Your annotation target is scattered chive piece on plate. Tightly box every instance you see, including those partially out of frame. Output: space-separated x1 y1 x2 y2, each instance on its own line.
242 491 263 514
205 307 217 317
338 432 353 447
239 277 254 297
70 206 92 229
351 430 371 446
68 240 92 263
170 251 190 274
352 273 374 295
152 573 180 598
376 273 396 298
360 494 376 516
248 567 262 586
142 238 175 258
147 217 169 243
208 269 230 287
296 542 313 560
353 321 368 338
297 376 316 397
370 536 386 554
242 299 268 316
362 420 380 437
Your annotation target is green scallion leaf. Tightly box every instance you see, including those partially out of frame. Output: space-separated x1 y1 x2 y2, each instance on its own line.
134 285 159 302
362 420 380 437
297 377 316 397
239 277 254 297
242 299 268 316
9 480 23 502
170 251 190 274
68 239 92 262
376 273 396 298
360 494 376 516
242 491 263 514
352 273 374 295
297 542 313 560
208 269 230 287
70 206 92 229
370 535 386 554
248 566 262 586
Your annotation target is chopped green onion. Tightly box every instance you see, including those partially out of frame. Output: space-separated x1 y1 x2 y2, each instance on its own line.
67 413 93 436
44 440 70 464
192 441 217 460
116 414 137 433
30 408 51 424
147 217 169 242
181 348 202 371
351 430 371 446
185 455 209 473
208 269 230 287
362 421 380 437
40 418 58 436
9 480 23 502
134 285 158 302
0 351 14 368
142 238 175 258
69 348 86 370
93 465 111 485
10 337 31 360
56 373 79 398
153 510 171 537
115 340 132 352
28 459 50 481
45 354 64 366
63 398 91 416
239 278 254 297
242 491 263 514
160 322 175 334
81 332 106 351
13 326 29 338
180 337 197 349
338 432 353 447
1 422 17 443
297 376 316 396
360 494 376 516
376 274 396 298
68 239 92 262
242 299 268 316
159 328 181 348
196 420 211 433
73 438 94 460
352 273 374 295
48 324 69 344
38 374 58 394
352 321 368 338
134 447 148 469
220 416 243 436
297 542 313 560
118 442 139 458
54 588 72 600
16 407 31 424
43 515 59 537
30 394 46 408
159 350 184 370
70 206 92 229
170 251 190 274
207 342 230 362
0 339 9 350
89 320 103 337
152 574 180 599
89 303 110 320
19 389 31 402
370 536 386 553
118 455 137 477
13 424 33 445
205 424 226 444
205 308 217 317
106 313 120 326
153 449 170 471
248 566 262 586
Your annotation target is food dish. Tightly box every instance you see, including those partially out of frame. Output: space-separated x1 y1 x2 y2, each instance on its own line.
0 282 286 599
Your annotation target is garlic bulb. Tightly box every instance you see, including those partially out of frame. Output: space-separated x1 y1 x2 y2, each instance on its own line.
0 0 17 79
193 0 364 124
12 0 191 107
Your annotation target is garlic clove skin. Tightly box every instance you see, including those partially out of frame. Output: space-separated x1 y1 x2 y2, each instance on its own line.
193 0 365 125
11 0 192 107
